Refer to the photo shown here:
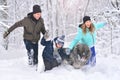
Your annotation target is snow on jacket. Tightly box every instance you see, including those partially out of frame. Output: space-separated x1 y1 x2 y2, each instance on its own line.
69 22 106 50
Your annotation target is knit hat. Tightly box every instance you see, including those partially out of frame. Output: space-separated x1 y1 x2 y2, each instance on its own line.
83 16 91 23
33 5 41 14
56 35 65 46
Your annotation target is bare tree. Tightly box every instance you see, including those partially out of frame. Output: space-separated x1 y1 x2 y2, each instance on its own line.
0 0 9 50
83 0 90 16
111 0 120 10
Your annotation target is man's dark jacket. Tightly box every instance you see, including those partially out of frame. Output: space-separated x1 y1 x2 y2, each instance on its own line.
8 13 46 42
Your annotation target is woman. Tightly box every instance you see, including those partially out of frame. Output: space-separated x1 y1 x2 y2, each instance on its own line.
68 16 106 66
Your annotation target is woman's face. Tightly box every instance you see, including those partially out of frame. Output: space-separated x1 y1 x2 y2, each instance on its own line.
84 20 92 28
33 12 41 20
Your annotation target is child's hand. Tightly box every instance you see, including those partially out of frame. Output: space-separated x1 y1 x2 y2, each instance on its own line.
65 48 71 55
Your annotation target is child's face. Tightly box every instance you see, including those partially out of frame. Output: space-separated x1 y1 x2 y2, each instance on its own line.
56 43 62 48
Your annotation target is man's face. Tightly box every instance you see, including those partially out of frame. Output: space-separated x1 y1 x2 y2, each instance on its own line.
33 12 41 20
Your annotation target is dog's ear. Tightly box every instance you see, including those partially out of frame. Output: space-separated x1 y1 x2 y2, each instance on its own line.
85 48 91 60
73 46 78 55
76 44 80 48
70 46 79 62
76 44 82 52
77 44 84 55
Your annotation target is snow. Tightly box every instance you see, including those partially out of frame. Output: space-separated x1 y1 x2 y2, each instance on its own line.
0 45 120 80
0 0 120 80
0 22 9 29
0 5 9 15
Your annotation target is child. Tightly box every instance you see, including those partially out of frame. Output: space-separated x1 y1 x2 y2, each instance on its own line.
41 31 69 71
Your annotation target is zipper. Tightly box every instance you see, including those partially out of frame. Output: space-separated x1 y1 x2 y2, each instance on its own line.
91 33 94 45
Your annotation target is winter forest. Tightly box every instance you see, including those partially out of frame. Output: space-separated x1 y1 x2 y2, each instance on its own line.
0 0 120 80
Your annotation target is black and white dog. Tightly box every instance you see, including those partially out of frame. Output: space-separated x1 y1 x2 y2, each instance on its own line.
63 43 91 69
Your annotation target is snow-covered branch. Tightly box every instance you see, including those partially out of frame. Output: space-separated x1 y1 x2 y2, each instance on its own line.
0 22 9 29
0 5 9 15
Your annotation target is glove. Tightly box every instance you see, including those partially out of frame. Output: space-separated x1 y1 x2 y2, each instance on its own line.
65 48 71 55
44 30 50 41
3 31 9 39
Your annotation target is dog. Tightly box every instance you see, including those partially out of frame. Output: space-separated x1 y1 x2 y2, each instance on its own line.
63 43 91 69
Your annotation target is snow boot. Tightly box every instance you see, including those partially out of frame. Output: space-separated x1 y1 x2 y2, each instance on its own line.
28 49 34 65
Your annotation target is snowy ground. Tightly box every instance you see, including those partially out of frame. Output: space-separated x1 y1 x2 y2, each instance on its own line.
0 46 120 80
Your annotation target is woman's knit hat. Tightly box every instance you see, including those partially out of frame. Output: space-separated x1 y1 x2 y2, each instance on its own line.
83 16 91 23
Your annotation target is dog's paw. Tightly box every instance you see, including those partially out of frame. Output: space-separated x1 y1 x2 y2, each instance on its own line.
73 62 83 69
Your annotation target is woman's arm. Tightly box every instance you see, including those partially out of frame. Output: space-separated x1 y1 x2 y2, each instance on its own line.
68 28 82 50
94 22 107 30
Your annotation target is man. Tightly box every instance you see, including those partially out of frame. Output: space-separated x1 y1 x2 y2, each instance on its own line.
3 5 46 66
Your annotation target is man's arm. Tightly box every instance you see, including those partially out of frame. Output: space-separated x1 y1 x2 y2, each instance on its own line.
8 18 26 33
3 18 26 38
40 18 46 35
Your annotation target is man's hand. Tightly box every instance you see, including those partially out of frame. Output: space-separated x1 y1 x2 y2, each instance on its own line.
3 31 9 39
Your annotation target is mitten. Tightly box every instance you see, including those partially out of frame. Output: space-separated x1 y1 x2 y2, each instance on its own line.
3 31 9 38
